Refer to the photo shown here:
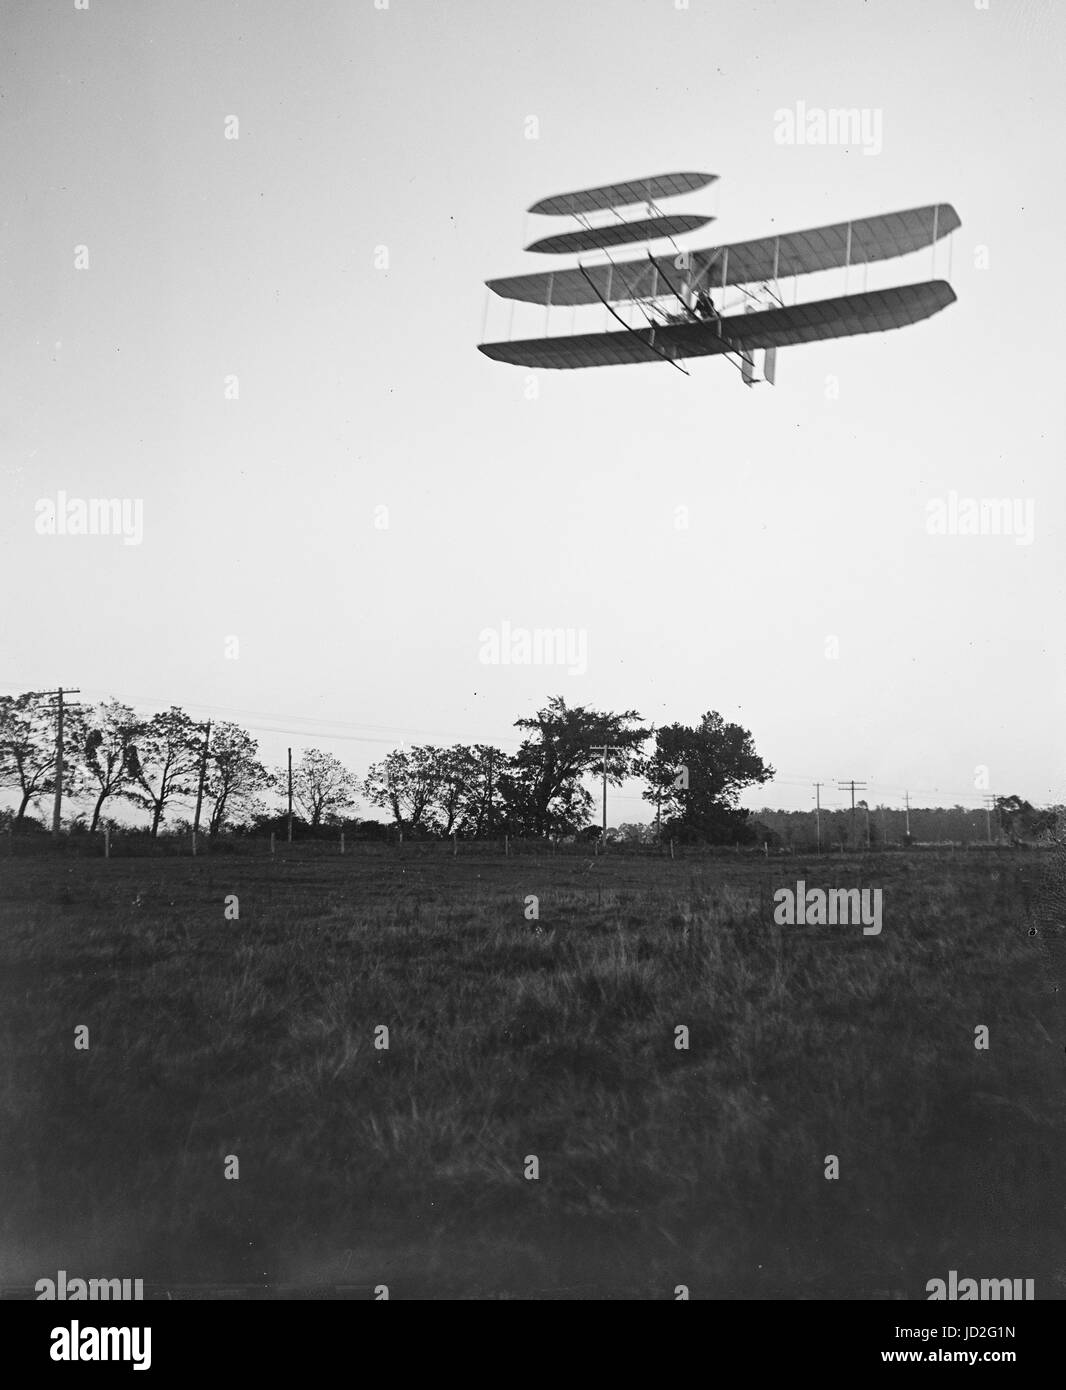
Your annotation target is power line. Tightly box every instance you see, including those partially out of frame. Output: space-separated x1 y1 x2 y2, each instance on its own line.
0 682 526 751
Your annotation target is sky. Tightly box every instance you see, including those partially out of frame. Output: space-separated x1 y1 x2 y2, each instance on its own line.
1 0 1064 824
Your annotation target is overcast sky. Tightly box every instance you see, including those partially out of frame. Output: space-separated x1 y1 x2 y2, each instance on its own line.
2 0 1063 822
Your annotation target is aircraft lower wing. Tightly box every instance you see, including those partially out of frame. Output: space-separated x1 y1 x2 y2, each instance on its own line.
477 280 956 370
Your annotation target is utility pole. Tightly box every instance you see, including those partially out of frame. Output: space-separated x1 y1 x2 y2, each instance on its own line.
595 744 620 846
814 781 824 852
648 727 662 846
31 688 81 839
983 794 996 844
837 779 867 848
192 720 211 836
287 747 294 843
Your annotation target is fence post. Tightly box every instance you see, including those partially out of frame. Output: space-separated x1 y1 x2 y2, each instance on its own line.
670 839 675 860
104 827 110 860
191 830 197 857
270 832 275 857
452 831 457 857
340 832 345 855
504 834 509 857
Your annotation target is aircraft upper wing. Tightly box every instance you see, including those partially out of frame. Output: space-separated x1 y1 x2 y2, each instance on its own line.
486 205 961 305
529 171 717 216
477 280 956 369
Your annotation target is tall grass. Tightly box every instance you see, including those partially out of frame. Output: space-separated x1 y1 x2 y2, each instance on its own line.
1 850 1061 1298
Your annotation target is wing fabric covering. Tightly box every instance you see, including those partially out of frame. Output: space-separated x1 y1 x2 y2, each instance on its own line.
529 172 717 216
487 204 961 305
525 215 712 255
477 281 956 370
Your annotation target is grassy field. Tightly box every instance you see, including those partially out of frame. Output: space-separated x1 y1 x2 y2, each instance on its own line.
2 843 1064 1299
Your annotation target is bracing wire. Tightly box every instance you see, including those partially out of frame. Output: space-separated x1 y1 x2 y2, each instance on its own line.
575 262 690 375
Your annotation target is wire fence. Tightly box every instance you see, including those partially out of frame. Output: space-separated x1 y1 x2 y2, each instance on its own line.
2 828 1054 861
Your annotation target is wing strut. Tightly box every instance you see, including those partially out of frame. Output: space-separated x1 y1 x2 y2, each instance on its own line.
642 251 759 381
575 263 690 375
646 252 699 319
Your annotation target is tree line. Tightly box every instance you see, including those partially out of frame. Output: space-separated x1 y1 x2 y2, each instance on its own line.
0 693 776 843
751 797 1060 849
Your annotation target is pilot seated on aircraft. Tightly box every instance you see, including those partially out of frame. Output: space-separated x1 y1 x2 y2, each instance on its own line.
661 289 718 327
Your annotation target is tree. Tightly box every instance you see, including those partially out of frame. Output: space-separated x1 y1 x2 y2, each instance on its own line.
995 795 1055 844
430 746 476 836
362 745 443 834
203 722 274 834
80 699 142 831
455 744 507 837
641 711 773 845
124 706 203 837
428 744 508 837
290 748 358 826
0 693 68 823
641 738 689 842
506 695 649 837
614 822 654 845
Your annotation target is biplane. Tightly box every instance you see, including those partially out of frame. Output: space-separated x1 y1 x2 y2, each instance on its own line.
477 171 960 383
